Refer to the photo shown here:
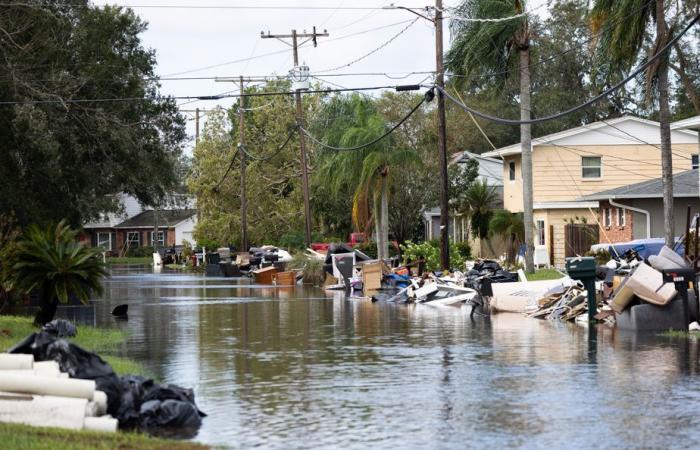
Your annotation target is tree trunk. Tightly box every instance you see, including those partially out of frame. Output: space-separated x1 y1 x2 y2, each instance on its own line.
519 47 535 273
380 177 389 261
657 0 674 247
373 194 382 259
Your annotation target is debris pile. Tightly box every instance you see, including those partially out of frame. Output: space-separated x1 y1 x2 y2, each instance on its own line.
464 260 517 293
6 329 205 437
527 283 591 321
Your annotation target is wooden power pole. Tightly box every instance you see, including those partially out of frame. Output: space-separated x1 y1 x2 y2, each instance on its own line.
238 76 249 252
435 0 450 271
261 27 329 248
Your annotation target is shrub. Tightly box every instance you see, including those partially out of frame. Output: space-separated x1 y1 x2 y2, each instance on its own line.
126 245 155 257
400 239 468 272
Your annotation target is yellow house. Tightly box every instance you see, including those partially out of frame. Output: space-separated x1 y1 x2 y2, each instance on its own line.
483 116 699 267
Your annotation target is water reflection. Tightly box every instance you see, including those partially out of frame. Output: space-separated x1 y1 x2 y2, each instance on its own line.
76 267 700 449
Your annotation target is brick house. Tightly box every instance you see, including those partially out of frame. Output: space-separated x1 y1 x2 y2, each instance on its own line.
581 170 700 242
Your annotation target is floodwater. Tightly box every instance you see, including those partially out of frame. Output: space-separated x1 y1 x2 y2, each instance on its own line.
76 266 700 449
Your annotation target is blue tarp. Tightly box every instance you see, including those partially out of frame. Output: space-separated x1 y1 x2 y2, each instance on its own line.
591 238 685 259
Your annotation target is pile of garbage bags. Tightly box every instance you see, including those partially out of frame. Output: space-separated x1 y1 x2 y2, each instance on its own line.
465 260 517 293
9 331 205 437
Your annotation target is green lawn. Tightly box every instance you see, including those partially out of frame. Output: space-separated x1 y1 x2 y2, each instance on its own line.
659 329 700 338
0 315 142 375
105 256 152 265
526 268 566 281
0 422 209 450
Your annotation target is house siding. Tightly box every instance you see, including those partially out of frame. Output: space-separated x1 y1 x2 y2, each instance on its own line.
596 201 634 243
503 143 698 212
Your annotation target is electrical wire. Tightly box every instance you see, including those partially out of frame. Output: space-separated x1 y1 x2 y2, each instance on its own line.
6 3 391 10
240 130 296 162
434 12 700 126
212 147 239 193
301 89 430 152
442 3 546 23
315 17 420 73
0 84 419 106
444 0 655 82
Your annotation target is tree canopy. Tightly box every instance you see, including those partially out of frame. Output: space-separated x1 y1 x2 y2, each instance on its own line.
0 1 186 227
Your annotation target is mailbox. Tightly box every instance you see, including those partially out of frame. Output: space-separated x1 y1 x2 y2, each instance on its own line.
565 256 598 323
565 257 597 280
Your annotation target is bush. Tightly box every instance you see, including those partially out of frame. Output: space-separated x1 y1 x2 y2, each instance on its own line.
400 239 468 272
455 241 471 260
277 231 325 250
126 245 154 257
585 248 611 265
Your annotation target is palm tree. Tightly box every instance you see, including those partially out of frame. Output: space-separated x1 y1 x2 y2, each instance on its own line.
10 221 107 325
314 94 421 260
590 0 678 247
463 178 498 240
489 209 525 265
446 0 535 273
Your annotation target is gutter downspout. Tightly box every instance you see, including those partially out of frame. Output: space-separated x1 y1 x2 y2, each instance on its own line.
609 197 650 239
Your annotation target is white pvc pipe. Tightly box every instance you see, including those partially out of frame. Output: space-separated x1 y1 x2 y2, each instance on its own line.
83 416 118 433
0 393 88 430
0 354 33 370
0 373 95 400
609 197 650 239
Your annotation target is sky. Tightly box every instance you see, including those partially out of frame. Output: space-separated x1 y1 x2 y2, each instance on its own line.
93 0 550 151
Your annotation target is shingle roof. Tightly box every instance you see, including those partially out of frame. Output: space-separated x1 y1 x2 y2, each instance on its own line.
580 170 699 201
115 209 196 228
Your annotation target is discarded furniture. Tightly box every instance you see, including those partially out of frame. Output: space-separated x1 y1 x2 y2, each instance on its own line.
253 266 277 284
274 271 296 286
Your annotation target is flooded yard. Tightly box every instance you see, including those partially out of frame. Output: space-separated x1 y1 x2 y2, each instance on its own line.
75 266 700 449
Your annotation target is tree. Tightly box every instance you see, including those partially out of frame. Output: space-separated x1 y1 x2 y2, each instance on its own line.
489 209 524 265
189 81 321 247
0 2 186 227
446 0 536 272
9 221 107 325
463 179 498 240
311 94 421 259
591 0 687 247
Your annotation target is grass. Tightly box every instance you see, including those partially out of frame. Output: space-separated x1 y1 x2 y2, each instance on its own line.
0 422 209 450
659 329 700 338
0 315 142 375
525 268 566 281
105 256 152 265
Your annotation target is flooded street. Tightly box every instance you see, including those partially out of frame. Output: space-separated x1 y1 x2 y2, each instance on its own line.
81 267 700 449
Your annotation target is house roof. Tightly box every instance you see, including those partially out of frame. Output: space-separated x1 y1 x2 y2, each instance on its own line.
482 116 699 158
450 150 504 186
672 115 700 130
579 169 699 201
115 209 197 229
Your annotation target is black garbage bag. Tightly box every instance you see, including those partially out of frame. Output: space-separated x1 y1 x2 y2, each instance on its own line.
42 319 77 338
9 332 205 433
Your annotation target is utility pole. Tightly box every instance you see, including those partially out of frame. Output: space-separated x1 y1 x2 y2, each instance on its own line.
238 76 249 252
382 3 449 269
435 0 449 271
195 107 200 145
261 27 329 248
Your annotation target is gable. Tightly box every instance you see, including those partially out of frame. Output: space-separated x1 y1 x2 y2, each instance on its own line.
484 116 699 157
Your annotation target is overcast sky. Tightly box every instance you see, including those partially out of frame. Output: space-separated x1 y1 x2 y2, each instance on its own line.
94 0 550 151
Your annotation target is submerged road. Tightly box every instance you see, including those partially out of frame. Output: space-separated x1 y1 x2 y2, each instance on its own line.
78 266 700 449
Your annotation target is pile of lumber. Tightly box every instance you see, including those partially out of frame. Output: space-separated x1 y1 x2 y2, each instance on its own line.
527 284 594 321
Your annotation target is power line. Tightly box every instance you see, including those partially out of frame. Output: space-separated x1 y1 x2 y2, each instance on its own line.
435 12 700 126
239 130 296 163
0 84 421 106
441 3 547 23
315 17 420 72
301 88 430 152
212 147 239 194
6 3 397 10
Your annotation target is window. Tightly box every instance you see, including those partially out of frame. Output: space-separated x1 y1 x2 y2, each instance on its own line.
582 156 602 179
616 208 626 227
150 231 165 247
536 220 545 246
509 161 516 181
603 208 612 227
126 231 140 248
693 154 698 170
97 232 111 250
